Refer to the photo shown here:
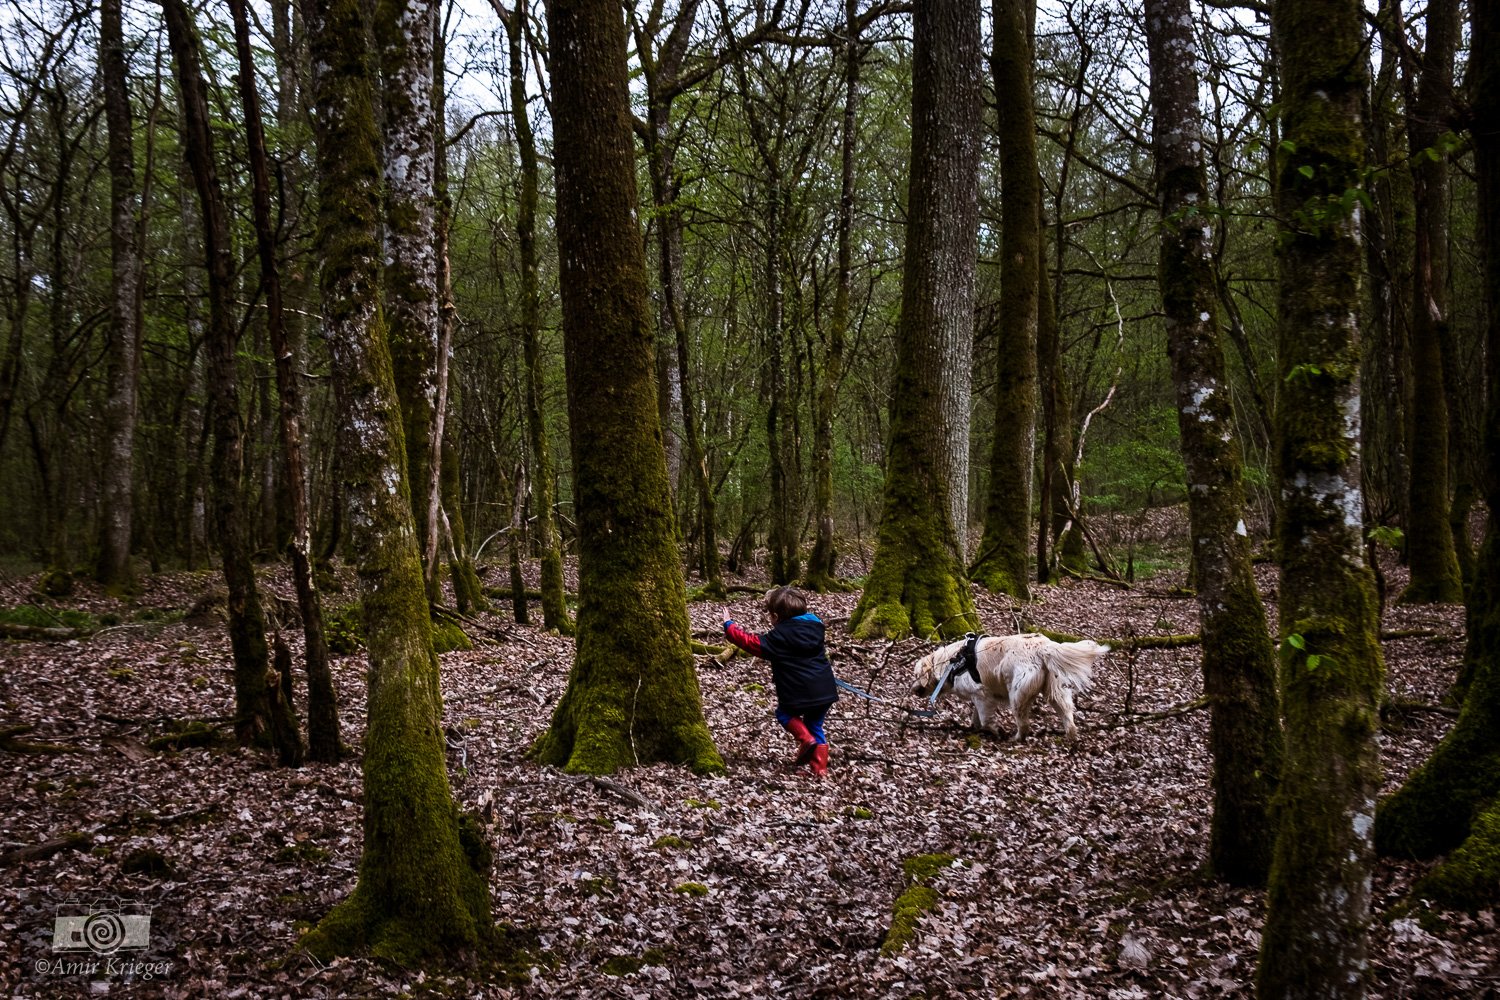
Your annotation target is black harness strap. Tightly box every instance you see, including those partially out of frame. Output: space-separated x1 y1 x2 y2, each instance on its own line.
959 633 981 683
936 633 983 697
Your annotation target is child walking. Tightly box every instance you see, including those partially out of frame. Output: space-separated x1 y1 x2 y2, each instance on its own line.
722 586 838 776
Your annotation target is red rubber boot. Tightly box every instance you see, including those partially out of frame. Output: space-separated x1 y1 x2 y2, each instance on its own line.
809 743 829 777
784 717 818 768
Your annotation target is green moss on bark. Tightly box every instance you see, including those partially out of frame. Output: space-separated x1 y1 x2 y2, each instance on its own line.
535 0 722 776
1257 0 1385 991
1407 796 1500 911
880 852 956 956
851 407 977 640
852 0 979 640
973 0 1038 603
1377 528 1500 859
307 0 493 966
1147 0 1283 886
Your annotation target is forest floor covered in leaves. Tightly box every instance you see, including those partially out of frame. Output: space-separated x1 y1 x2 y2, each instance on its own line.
1 532 1498 998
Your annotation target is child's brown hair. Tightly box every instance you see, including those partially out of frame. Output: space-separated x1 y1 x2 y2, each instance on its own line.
764 586 808 621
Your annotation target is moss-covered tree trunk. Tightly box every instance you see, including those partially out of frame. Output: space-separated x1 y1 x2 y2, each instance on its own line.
302 0 491 962
163 0 302 765
377 0 444 605
1145 0 1282 887
533 0 722 775
850 0 980 641
232 0 340 762
1374 1 1500 902
972 0 1038 600
804 0 858 594
96 0 140 592
1255 0 1385 992
499 1 570 632
1400 0 1464 605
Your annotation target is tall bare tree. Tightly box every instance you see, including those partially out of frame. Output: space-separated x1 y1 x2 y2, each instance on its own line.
434 3 485 615
96 0 141 591
632 0 721 596
1401 0 1464 603
972 0 1039 599
804 0 860 593
1361 0 1414 533
850 0 981 640
533 0 722 774
495 0 570 632
230 0 340 762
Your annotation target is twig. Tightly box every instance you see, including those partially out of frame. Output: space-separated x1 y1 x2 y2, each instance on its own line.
0 831 93 866
545 769 655 810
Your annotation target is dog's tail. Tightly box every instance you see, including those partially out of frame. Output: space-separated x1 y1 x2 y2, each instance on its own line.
1043 638 1108 698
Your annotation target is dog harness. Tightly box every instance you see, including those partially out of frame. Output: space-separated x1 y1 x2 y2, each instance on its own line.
929 633 984 706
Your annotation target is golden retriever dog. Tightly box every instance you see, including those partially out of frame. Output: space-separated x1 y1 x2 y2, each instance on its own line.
910 633 1109 741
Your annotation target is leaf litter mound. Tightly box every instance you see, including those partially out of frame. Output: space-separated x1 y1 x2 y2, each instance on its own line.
0 555 1496 998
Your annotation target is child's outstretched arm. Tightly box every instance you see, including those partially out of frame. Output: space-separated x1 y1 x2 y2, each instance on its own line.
722 611 764 656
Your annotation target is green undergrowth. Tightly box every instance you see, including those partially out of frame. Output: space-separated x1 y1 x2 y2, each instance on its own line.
0 604 107 631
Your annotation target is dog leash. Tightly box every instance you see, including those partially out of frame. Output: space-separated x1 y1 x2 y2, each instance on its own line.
833 677 937 717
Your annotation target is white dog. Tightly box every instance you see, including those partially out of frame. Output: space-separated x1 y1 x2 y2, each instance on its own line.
910 633 1109 741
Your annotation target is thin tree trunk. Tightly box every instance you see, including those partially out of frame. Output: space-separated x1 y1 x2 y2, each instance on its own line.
804 0 858 594
973 0 1038 598
1146 0 1282 887
231 0 340 763
1256 0 1384 991
1401 0 1464 603
301 0 492 962
1361 0 1413 527
433 13 485 616
97 0 141 591
163 0 301 764
764 176 799 585
497 0 570 632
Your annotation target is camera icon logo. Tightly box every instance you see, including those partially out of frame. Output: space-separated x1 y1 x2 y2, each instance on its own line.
52 896 152 955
